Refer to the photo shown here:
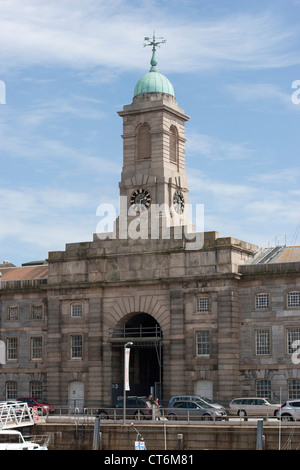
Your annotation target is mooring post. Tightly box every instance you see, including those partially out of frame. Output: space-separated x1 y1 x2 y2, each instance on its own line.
256 419 264 450
177 433 183 450
93 417 100 450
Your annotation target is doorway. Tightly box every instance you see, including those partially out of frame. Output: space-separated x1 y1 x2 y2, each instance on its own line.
68 381 84 410
110 313 163 403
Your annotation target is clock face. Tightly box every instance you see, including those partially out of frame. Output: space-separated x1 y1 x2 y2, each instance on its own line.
130 188 151 212
173 190 185 214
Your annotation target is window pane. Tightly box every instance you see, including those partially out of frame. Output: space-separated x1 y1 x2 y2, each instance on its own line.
8 306 18 320
255 293 269 310
6 381 17 400
7 338 18 360
71 304 83 318
32 305 43 319
256 380 271 399
287 328 300 354
31 337 43 360
71 335 83 359
197 331 210 355
289 380 300 399
256 330 270 355
196 297 210 313
287 292 300 308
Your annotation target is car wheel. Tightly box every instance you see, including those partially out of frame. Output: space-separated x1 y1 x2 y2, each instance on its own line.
238 410 247 417
281 413 294 422
98 410 109 419
134 411 145 420
167 413 177 420
201 414 212 421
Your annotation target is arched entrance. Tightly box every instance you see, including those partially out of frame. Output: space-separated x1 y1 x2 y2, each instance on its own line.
109 313 163 404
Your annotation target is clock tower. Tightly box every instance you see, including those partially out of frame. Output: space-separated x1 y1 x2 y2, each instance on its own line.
117 34 192 235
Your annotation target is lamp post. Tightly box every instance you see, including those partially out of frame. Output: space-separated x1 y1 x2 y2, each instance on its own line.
123 341 133 423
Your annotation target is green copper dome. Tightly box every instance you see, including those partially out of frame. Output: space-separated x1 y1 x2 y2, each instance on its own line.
134 33 175 98
134 71 175 97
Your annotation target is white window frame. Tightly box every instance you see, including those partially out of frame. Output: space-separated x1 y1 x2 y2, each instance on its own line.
71 303 83 318
196 297 210 313
71 335 83 359
196 331 210 356
287 292 300 308
255 329 271 355
255 293 269 310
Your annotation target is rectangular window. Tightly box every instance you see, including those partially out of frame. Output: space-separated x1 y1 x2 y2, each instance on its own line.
31 305 43 319
196 297 210 313
287 292 300 308
6 381 17 400
30 381 43 400
7 337 18 360
31 337 43 360
71 304 83 318
256 329 270 355
287 328 300 354
256 379 271 399
71 335 83 359
289 380 300 399
196 331 210 356
7 306 18 321
255 293 269 310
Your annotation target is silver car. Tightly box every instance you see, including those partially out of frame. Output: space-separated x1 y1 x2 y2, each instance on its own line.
168 395 225 410
166 400 227 421
229 397 280 417
278 400 300 421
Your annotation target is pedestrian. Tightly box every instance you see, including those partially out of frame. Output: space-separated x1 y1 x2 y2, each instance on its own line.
154 397 161 420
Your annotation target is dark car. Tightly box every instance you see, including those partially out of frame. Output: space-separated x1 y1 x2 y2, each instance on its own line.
17 397 55 415
166 400 227 421
96 397 154 420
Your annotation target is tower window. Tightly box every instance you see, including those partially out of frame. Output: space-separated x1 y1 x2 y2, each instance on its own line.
169 125 178 163
137 123 151 160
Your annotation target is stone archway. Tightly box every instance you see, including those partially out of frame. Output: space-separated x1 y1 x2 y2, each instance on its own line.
110 312 163 403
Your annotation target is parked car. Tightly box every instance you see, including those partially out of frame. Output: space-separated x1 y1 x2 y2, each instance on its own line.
168 395 225 410
166 400 227 421
278 400 300 421
16 397 55 415
96 397 154 420
228 397 280 417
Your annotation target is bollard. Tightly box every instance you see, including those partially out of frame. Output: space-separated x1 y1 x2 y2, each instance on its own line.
256 420 264 450
177 433 183 450
93 417 100 450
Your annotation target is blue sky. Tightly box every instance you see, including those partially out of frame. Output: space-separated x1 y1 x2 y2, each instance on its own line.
0 0 299 266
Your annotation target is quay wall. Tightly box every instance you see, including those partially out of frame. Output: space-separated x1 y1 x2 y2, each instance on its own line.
31 423 300 451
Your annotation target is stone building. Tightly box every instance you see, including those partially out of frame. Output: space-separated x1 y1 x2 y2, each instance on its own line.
0 39 300 407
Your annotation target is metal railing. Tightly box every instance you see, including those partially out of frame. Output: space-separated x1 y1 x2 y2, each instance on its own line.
0 403 34 429
109 325 162 339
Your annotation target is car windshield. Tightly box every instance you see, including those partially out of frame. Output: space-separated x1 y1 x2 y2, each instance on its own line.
195 401 212 409
200 397 213 404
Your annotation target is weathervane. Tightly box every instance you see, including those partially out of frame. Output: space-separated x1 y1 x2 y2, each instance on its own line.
143 32 166 71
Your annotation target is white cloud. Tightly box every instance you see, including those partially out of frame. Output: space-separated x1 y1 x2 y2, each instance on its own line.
226 82 300 112
186 133 254 160
0 1 298 74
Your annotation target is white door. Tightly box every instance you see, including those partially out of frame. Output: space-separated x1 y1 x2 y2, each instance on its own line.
69 381 84 411
194 380 213 400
